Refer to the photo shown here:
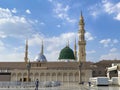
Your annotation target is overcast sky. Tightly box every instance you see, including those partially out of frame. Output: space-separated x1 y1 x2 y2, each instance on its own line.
0 0 120 62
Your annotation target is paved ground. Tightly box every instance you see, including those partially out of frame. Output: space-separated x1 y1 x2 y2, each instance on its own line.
0 83 119 90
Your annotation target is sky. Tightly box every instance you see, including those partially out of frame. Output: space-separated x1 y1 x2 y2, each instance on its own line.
0 0 120 62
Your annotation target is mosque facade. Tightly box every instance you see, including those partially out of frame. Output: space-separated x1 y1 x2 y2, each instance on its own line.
9 12 92 83
0 13 117 83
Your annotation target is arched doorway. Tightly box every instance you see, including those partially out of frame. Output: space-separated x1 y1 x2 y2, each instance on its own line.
69 73 73 82
30 73 33 81
75 72 79 82
17 73 22 82
57 73 62 81
34 73 39 81
63 73 67 82
23 73 27 82
12 73 16 81
52 73 56 81
46 73 50 81
40 73 44 82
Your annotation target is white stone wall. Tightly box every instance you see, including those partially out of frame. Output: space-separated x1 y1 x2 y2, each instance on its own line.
11 69 91 82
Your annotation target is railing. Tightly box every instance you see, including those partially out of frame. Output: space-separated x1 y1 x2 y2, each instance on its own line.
0 81 61 88
0 82 35 88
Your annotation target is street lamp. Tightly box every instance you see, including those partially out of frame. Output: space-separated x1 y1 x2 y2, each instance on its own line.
79 61 83 84
26 60 31 82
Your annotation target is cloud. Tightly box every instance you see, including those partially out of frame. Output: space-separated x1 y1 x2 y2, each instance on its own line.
11 8 17 13
89 0 120 20
100 52 120 60
50 1 76 23
99 38 119 47
88 3 103 18
87 50 96 54
0 40 5 52
110 48 117 52
102 0 114 14
40 22 45 25
0 41 24 62
26 9 31 14
85 32 94 41
100 47 120 60
48 0 53 2
0 8 36 38
113 39 119 43
29 32 76 47
0 31 7 38
0 8 38 62
102 0 120 20
99 38 111 47
0 53 24 62
57 24 61 28
114 13 120 20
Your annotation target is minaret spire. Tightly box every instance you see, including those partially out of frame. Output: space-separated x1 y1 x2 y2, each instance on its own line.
78 11 86 62
41 40 44 54
81 11 83 17
24 39 28 63
74 38 77 60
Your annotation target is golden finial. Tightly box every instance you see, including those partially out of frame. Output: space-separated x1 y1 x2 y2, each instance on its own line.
66 40 69 47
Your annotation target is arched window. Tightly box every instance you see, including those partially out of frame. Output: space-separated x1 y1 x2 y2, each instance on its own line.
92 71 96 74
98 71 102 74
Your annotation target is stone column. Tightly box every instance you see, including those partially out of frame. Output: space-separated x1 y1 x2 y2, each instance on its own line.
50 73 52 81
16 73 18 81
62 72 63 82
45 73 46 81
56 73 58 81
39 73 40 81
22 73 23 82
68 73 69 82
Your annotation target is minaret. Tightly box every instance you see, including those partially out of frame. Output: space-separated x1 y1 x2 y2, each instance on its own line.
24 39 28 63
74 38 77 60
78 12 86 62
41 40 44 54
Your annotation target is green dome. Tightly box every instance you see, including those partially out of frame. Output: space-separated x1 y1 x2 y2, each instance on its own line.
58 46 75 60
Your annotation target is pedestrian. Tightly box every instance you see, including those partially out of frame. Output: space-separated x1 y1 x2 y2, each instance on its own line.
35 79 39 90
88 82 91 86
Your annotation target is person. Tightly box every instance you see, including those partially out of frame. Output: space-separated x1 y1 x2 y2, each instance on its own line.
88 81 91 86
35 79 39 90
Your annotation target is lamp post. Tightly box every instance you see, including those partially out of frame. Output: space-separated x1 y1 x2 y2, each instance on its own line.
26 60 31 82
79 61 83 84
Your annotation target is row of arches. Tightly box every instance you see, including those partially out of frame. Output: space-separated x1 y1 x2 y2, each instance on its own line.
11 71 80 82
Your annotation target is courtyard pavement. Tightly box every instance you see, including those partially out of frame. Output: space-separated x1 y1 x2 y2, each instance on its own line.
0 83 119 90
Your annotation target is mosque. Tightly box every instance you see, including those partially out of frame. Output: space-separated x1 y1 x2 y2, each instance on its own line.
0 12 119 83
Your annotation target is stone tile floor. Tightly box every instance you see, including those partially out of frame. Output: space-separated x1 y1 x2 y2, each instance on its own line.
0 83 119 90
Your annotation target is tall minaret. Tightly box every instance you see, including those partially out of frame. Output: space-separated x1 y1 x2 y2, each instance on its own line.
74 38 77 60
78 12 86 62
41 40 44 54
24 39 28 63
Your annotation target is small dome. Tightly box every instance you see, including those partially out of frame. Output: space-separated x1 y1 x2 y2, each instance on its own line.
34 53 47 62
34 40 47 62
58 46 75 60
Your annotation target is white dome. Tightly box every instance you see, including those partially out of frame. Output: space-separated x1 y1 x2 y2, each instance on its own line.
34 53 47 62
